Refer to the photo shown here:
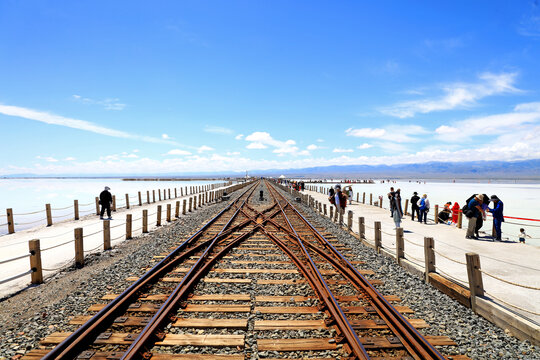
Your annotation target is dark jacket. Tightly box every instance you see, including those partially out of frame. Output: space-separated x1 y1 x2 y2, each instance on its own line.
100 190 112 206
411 195 420 208
489 200 504 222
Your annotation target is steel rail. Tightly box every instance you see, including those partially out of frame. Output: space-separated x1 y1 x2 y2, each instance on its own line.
268 180 446 360
121 182 260 359
42 181 258 360
266 182 371 360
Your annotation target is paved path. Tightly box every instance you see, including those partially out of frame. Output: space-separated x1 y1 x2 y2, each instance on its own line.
302 188 540 324
0 188 222 299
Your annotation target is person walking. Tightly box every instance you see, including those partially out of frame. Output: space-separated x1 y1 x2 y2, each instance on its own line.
487 195 504 241
418 194 430 224
465 194 485 239
392 189 403 228
99 186 113 220
410 192 420 221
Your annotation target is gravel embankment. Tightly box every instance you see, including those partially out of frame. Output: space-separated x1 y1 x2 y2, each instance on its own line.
277 185 538 360
0 190 242 359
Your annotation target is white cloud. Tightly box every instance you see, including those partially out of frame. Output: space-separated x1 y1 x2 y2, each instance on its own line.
133 149 140 153
346 128 386 138
64 157 76 161
36 156 59 162
246 142 267 149
162 133 172 140
307 144 318 150
235 134 244 140
197 145 214 153
381 72 521 118
316 139 324 143
346 125 427 143
226 151 240 156
164 149 192 156
204 125 234 135
0 103 182 146
298 150 311 156
333 148 354 153
72 94 126 111
357 143 373 149
435 101 540 142
244 131 299 154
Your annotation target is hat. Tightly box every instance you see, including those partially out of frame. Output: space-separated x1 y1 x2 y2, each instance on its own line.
413 191 418 195
335 184 341 190
104 186 110 190
490 195 499 201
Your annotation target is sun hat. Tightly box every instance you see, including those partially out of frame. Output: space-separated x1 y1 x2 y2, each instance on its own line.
105 186 110 190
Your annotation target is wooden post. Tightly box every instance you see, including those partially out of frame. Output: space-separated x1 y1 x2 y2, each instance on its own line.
183 199 187 215
103 220 111 250
323 204 327 216
152 190 156 203
181 187 184 196
138 191 142 206
356 193 359 202
95 197 100 215
379 198 383 208
29 239 43 284
75 227 84 267
434 205 439 224
174 188 177 198
143 210 148 233
374 221 381 253
424 237 435 283
168 188 171 199
198 194 202 208
46 203 52 226
194 196 197 210
492 223 496 238
175 201 180 218
157 205 162 226
404 199 409 216
318 202 322 213
359 217 365 239
370 193 373 205
167 204 171 222
158 189 161 202
112 195 116 212
347 210 353 231
126 214 132 239
125 194 130 209
146 191 150 204
458 211 463 229
329 206 334 220
189 197 193 212
74 200 79 220
362 192 366 204
6 208 14 234
396 228 404 265
466 253 484 312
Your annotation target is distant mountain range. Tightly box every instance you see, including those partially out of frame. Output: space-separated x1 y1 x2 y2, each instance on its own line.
252 159 540 179
2 159 540 180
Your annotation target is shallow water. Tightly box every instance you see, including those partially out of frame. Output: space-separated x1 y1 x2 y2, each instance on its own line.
0 178 225 235
305 180 540 246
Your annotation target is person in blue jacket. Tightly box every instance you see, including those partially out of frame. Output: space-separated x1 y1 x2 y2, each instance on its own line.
487 195 504 241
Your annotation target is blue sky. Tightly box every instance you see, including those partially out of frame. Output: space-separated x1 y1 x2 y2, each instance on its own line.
1 1 540 175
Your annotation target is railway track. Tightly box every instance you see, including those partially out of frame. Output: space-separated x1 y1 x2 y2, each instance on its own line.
24 179 468 360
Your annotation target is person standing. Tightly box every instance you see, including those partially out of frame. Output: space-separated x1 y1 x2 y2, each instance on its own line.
388 187 395 217
451 202 460 224
410 192 420 221
418 194 430 224
334 185 348 224
392 189 403 228
99 186 113 220
466 194 485 239
487 195 504 241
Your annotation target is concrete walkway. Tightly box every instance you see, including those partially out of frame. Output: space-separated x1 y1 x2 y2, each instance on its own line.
0 187 225 299
302 188 540 324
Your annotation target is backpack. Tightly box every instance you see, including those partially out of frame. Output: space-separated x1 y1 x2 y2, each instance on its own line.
462 195 475 218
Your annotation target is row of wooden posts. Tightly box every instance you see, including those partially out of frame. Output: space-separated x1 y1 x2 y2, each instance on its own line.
4 182 231 234
24 181 251 286
306 185 465 228
289 184 486 313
